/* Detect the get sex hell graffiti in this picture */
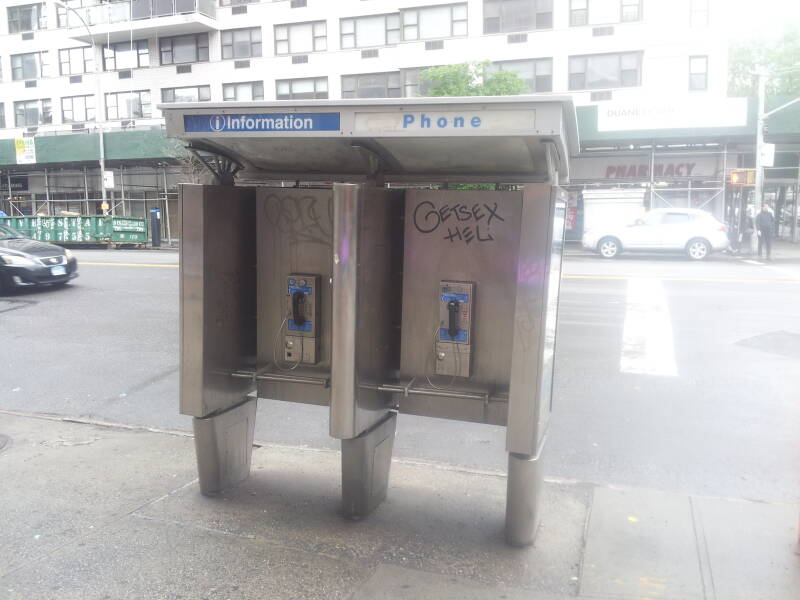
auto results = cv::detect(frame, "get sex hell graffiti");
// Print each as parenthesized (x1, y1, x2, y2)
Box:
(412, 200, 505, 245)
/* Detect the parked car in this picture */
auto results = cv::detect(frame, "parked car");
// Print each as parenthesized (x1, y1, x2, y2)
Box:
(0, 224, 78, 294)
(582, 208, 729, 260)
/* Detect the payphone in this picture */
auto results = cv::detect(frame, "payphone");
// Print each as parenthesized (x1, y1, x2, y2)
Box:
(283, 274, 321, 365)
(168, 96, 576, 547)
(435, 281, 474, 378)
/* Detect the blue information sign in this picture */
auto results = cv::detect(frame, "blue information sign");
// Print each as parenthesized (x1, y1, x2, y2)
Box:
(184, 113, 340, 133)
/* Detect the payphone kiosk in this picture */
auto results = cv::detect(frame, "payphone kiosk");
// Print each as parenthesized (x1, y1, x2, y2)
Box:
(163, 96, 578, 546)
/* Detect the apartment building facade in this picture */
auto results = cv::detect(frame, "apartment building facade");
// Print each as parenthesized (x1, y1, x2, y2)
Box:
(0, 0, 726, 135)
(2, 0, 759, 234)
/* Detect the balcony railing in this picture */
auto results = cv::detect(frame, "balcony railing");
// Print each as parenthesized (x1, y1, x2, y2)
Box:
(62, 0, 215, 28)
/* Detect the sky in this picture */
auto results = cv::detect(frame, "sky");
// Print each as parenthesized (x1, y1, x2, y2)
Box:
(724, 0, 800, 41)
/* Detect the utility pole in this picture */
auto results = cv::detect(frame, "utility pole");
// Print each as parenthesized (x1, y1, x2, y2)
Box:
(56, 2, 107, 215)
(752, 68, 766, 255)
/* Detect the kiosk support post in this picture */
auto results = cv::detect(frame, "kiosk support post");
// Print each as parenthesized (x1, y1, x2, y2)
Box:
(331, 183, 397, 518)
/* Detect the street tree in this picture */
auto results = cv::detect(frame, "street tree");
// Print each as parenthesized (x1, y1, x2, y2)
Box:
(728, 26, 800, 96)
(420, 61, 528, 97)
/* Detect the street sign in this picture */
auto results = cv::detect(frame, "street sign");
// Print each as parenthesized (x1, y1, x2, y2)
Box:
(760, 143, 775, 167)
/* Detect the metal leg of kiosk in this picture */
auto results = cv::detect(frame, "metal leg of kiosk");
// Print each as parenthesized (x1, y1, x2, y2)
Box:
(341, 411, 397, 518)
(193, 398, 257, 495)
(505, 451, 544, 546)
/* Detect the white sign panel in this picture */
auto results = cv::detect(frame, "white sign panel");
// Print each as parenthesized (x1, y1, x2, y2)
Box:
(760, 143, 775, 167)
(597, 98, 748, 132)
(354, 110, 536, 134)
(14, 138, 36, 164)
(103, 170, 115, 189)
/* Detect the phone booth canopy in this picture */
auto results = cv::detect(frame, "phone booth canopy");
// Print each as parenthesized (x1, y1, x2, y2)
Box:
(162, 96, 578, 546)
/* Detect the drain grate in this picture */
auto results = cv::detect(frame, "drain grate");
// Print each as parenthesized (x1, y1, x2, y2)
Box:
(736, 330, 800, 358)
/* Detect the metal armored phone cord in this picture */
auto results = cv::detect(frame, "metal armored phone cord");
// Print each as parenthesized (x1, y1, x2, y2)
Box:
(424, 324, 462, 390)
(272, 315, 302, 372)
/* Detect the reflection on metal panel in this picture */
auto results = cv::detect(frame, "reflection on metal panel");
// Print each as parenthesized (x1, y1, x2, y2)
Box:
(506, 185, 562, 456)
(330, 184, 403, 439)
(179, 184, 256, 418)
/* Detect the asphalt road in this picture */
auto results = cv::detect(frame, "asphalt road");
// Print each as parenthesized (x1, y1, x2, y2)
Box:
(1, 247, 798, 503)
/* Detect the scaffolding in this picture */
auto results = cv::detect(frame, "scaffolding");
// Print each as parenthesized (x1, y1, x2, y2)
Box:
(0, 163, 190, 243)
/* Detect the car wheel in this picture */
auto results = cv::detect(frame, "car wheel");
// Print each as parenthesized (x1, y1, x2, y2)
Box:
(598, 237, 621, 259)
(686, 238, 711, 260)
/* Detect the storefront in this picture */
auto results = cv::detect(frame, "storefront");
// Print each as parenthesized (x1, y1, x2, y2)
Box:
(564, 97, 800, 243)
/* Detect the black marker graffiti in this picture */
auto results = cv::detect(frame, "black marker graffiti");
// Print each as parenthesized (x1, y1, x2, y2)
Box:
(412, 200, 505, 244)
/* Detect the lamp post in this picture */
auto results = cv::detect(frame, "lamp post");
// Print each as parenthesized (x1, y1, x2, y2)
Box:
(54, 1, 108, 215)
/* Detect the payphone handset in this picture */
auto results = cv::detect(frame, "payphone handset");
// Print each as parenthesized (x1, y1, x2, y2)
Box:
(435, 281, 474, 378)
(282, 274, 321, 365)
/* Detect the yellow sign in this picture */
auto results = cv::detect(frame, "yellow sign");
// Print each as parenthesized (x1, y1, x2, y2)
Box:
(14, 138, 36, 164)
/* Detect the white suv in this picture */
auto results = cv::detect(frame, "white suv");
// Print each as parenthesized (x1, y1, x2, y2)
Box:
(582, 208, 730, 260)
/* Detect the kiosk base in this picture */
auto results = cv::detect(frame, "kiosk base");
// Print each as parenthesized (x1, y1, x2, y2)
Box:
(341, 411, 397, 519)
(193, 398, 257, 495)
(505, 451, 545, 546)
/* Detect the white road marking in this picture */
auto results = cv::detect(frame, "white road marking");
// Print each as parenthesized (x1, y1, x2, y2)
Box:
(743, 259, 764, 266)
(620, 278, 677, 377)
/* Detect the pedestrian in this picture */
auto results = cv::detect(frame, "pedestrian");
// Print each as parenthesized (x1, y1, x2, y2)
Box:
(755, 203, 775, 260)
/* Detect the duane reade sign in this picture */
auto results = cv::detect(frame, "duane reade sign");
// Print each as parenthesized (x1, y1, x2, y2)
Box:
(597, 98, 748, 132)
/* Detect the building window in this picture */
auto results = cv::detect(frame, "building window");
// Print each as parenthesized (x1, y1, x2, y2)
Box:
(59, 46, 93, 76)
(274, 21, 327, 55)
(569, 0, 588, 26)
(221, 27, 262, 59)
(400, 67, 439, 97)
(483, 0, 552, 34)
(342, 72, 401, 98)
(490, 58, 553, 92)
(61, 94, 95, 123)
(14, 98, 52, 126)
(223, 81, 264, 101)
(340, 14, 400, 49)
(621, 0, 641, 22)
(0, 104, 5, 129)
(103, 40, 149, 70)
(161, 85, 211, 103)
(105, 90, 151, 120)
(568, 52, 642, 90)
(7, 3, 46, 34)
(276, 77, 328, 100)
(402, 3, 468, 41)
(689, 55, 708, 91)
(690, 0, 708, 26)
(11, 51, 49, 80)
(160, 33, 209, 65)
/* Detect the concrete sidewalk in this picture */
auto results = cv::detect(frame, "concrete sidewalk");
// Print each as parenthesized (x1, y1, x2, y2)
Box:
(1, 411, 798, 600)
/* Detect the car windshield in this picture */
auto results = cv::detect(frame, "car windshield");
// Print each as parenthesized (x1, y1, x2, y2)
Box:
(0, 224, 25, 240)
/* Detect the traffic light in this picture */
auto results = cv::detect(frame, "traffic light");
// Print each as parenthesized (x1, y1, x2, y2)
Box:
(729, 169, 756, 185)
